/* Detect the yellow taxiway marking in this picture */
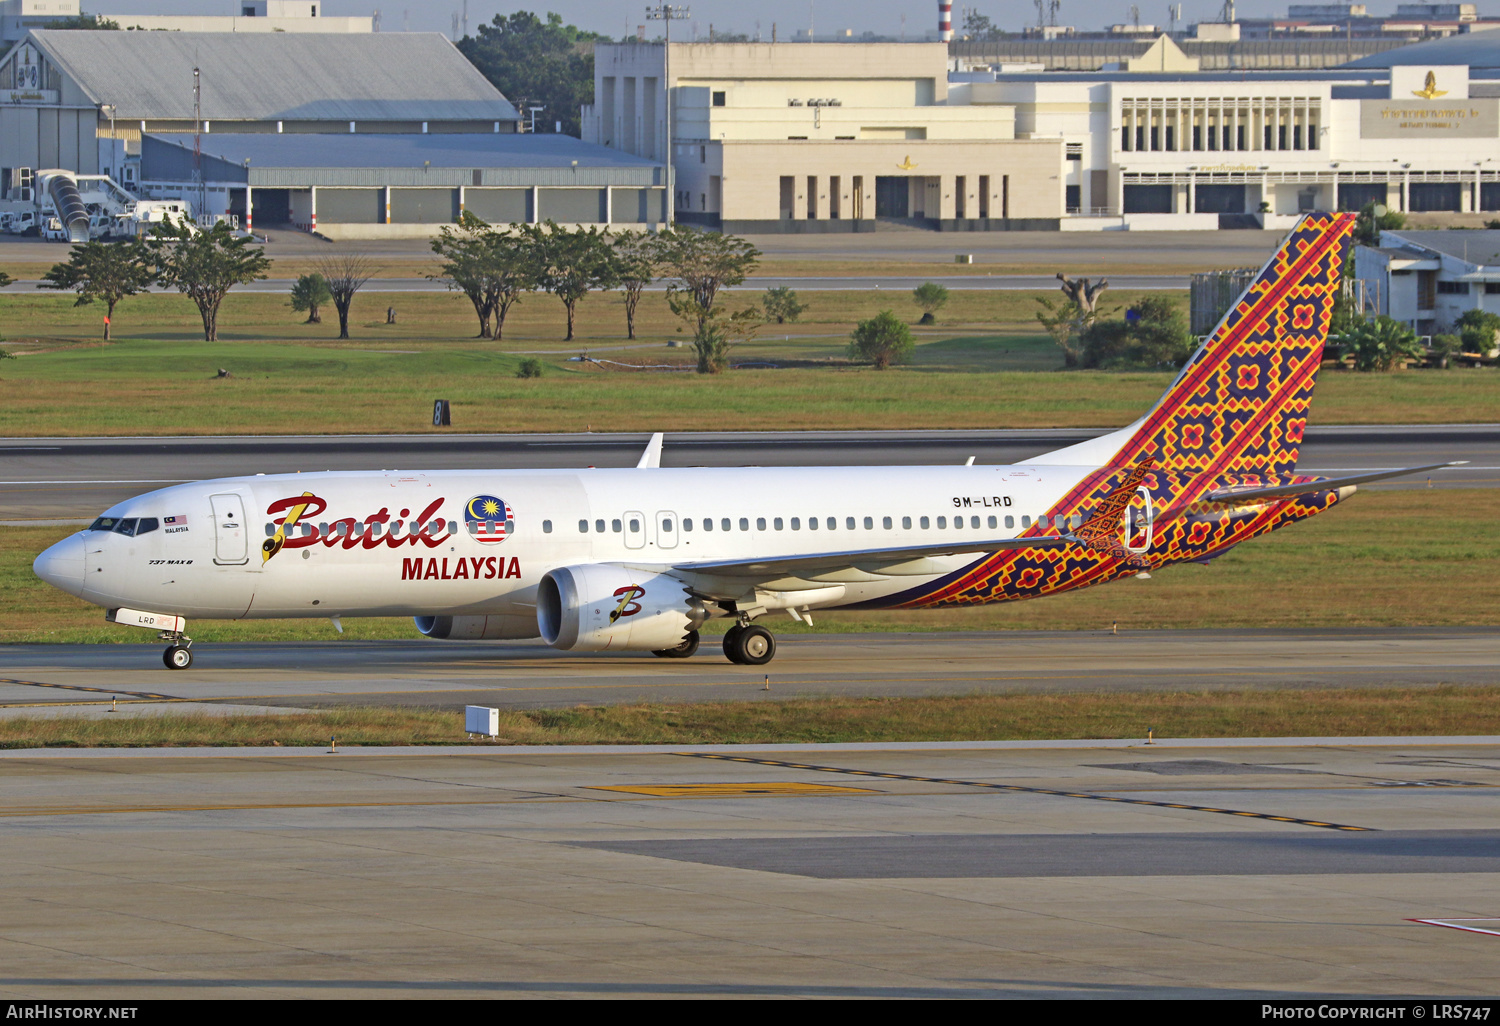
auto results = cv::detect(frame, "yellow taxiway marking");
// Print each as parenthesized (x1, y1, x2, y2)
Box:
(587, 781, 880, 798)
(680, 753, 1378, 832)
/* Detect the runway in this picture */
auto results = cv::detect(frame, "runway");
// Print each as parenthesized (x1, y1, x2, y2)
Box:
(4, 737, 1500, 997)
(3, 628, 1497, 713)
(2, 424, 1494, 521)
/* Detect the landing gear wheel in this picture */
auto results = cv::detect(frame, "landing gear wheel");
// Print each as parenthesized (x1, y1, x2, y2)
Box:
(736, 625, 775, 665)
(163, 644, 193, 670)
(724, 624, 776, 665)
(653, 630, 700, 659)
(722, 624, 746, 663)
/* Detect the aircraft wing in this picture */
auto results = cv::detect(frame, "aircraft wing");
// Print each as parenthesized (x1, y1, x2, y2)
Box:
(1203, 462, 1467, 503)
(671, 534, 1072, 580)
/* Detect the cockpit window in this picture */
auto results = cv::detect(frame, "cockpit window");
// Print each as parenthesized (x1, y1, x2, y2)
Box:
(88, 517, 119, 532)
(135, 518, 159, 535)
(112, 518, 140, 537)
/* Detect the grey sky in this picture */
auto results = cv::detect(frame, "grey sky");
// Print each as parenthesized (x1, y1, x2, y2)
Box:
(103, 1, 1483, 42)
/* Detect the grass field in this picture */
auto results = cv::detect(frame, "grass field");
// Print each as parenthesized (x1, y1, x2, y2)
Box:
(5, 487, 1494, 645)
(1, 287, 1496, 435)
(5, 687, 1500, 748)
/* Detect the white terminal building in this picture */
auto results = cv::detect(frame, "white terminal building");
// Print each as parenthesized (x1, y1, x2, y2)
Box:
(585, 32, 1500, 232)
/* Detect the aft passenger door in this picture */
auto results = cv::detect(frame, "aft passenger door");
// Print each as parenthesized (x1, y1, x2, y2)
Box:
(1125, 487, 1154, 553)
(210, 492, 250, 565)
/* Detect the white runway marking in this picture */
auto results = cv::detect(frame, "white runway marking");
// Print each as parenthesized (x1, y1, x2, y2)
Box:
(1410, 919, 1500, 938)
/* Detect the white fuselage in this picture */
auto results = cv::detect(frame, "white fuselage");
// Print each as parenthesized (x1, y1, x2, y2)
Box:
(39, 464, 1093, 627)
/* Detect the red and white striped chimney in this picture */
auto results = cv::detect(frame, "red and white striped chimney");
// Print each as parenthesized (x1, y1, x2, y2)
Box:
(938, 0, 953, 41)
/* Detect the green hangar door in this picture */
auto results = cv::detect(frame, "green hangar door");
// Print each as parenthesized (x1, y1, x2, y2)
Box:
(391, 188, 460, 223)
(874, 177, 909, 217)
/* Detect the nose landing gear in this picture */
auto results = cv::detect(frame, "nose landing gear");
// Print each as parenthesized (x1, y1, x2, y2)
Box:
(159, 628, 193, 670)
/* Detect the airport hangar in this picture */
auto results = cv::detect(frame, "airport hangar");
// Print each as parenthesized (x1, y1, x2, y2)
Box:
(0, 28, 666, 234)
(585, 33, 1500, 232)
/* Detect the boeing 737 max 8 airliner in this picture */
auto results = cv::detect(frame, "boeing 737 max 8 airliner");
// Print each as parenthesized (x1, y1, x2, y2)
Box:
(31, 214, 1462, 668)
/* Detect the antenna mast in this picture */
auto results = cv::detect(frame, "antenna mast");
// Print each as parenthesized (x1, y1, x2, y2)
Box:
(192, 66, 205, 223)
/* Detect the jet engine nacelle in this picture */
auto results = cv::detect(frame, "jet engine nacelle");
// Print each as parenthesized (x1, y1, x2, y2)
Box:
(537, 564, 701, 652)
(414, 614, 538, 640)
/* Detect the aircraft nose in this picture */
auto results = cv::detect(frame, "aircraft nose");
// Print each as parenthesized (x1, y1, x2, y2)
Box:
(33, 534, 86, 597)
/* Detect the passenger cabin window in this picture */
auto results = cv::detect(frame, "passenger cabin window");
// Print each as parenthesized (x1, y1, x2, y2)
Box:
(971, 516, 980, 529)
(920, 516, 930, 529)
(628, 518, 641, 533)
(773, 518, 783, 531)
(845, 517, 856, 530)
(1005, 515, 1015, 529)
(579, 520, 589, 533)
(595, 519, 605, 533)
(937, 516, 947, 528)
(683, 518, 693, 532)
(882, 516, 892, 529)
(722, 518, 732, 531)
(1021, 516, 1031, 528)
(661, 518, 673, 533)
(988, 516, 997, 529)
(863, 516, 874, 530)
(791, 517, 801, 530)
(543, 520, 553, 534)
(901, 516, 911, 529)
(756, 517, 767, 531)
(827, 517, 837, 530)
(739, 518, 749, 531)
(703, 518, 714, 532)
(612, 519, 622, 533)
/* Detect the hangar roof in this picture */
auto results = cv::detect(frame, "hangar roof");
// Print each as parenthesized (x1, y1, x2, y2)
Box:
(141, 133, 663, 189)
(22, 29, 517, 122)
(1342, 32, 1500, 71)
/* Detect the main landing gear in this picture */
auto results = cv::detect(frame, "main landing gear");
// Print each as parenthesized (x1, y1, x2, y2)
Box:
(160, 629, 194, 670)
(722, 621, 776, 666)
(652, 630, 700, 659)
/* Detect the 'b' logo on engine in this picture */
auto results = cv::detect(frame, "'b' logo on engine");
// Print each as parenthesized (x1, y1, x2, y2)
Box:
(609, 585, 645, 623)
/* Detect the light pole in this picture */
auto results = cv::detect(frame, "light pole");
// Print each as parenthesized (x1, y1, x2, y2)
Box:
(646, 4, 689, 226)
(528, 106, 544, 134)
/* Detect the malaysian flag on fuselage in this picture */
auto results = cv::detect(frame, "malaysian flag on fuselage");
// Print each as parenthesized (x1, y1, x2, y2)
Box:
(465, 495, 512, 543)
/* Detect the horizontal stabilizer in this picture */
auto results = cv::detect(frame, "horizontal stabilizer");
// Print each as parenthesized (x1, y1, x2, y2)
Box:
(1204, 462, 1468, 503)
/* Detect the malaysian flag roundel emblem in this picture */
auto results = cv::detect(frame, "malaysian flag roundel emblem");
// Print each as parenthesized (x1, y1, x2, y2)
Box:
(465, 495, 512, 543)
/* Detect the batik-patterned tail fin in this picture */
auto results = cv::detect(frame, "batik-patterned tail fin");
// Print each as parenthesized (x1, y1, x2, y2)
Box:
(1106, 213, 1355, 481)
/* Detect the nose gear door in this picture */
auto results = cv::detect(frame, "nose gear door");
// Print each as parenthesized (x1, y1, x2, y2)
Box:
(210, 493, 250, 565)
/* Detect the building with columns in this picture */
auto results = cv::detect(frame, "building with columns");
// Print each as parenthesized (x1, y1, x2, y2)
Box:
(583, 34, 1500, 232)
(582, 41, 1065, 232)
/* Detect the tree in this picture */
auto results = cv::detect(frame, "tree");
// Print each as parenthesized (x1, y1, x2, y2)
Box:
(1353, 201, 1405, 247)
(1081, 295, 1195, 369)
(692, 305, 763, 374)
(45, 13, 119, 29)
(1343, 315, 1423, 371)
(317, 255, 375, 340)
(457, 12, 604, 137)
(1430, 333, 1462, 369)
(912, 282, 949, 324)
(144, 222, 270, 342)
(290, 273, 332, 325)
(762, 286, 807, 324)
(848, 310, 916, 370)
(656, 228, 761, 334)
(429, 213, 540, 340)
(520, 221, 618, 341)
(1033, 297, 1088, 368)
(612, 232, 658, 340)
(39, 241, 152, 341)
(1456, 308, 1500, 356)
(961, 10, 1005, 40)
